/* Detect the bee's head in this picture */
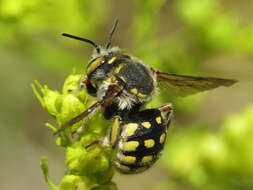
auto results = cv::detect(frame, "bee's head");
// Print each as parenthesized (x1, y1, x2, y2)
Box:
(62, 19, 119, 96)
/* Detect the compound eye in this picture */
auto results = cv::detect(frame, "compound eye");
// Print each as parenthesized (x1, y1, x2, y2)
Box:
(86, 57, 105, 75)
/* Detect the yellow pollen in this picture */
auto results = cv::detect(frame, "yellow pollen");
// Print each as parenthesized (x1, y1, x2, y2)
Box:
(144, 139, 155, 148)
(156, 116, 162, 124)
(142, 122, 151, 129)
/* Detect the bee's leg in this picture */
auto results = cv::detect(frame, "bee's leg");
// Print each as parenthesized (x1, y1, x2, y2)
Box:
(107, 116, 122, 149)
(158, 103, 173, 127)
(54, 101, 102, 135)
(70, 120, 89, 138)
(79, 78, 87, 89)
(54, 79, 124, 135)
(84, 116, 121, 149)
(84, 139, 101, 149)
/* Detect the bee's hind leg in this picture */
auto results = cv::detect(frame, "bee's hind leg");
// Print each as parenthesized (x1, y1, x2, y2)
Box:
(158, 103, 173, 127)
(85, 116, 122, 150)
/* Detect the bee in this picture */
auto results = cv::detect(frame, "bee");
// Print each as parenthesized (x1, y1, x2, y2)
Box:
(55, 20, 237, 174)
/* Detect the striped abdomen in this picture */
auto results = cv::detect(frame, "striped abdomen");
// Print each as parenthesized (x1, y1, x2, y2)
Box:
(113, 108, 171, 174)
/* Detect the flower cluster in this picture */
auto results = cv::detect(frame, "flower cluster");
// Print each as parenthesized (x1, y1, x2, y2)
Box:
(32, 73, 117, 190)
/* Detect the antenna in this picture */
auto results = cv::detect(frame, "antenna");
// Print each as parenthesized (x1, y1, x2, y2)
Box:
(62, 33, 100, 53)
(106, 19, 119, 49)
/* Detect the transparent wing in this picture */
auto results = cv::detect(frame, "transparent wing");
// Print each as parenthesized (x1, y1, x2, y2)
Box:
(156, 71, 237, 97)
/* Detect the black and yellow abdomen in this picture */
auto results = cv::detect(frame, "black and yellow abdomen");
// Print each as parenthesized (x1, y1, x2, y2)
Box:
(112, 108, 172, 174)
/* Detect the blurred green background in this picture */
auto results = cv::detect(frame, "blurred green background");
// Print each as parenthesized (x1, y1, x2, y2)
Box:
(1, 0, 253, 189)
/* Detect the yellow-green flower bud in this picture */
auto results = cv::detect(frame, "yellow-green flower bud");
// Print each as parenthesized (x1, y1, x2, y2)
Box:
(59, 175, 89, 190)
(32, 81, 60, 117)
(58, 94, 85, 133)
(62, 74, 83, 94)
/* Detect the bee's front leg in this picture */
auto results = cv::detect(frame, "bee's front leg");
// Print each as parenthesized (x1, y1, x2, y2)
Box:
(54, 78, 124, 135)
